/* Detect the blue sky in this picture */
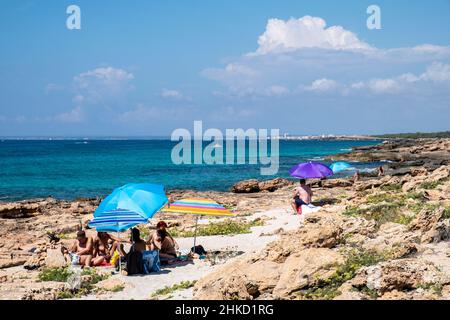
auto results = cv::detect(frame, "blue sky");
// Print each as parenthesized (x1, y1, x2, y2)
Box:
(0, 0, 450, 136)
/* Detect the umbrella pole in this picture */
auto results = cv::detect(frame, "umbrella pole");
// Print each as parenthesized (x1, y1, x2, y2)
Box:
(192, 215, 199, 254)
(117, 230, 121, 275)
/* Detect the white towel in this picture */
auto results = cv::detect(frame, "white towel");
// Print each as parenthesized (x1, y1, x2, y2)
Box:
(301, 204, 321, 214)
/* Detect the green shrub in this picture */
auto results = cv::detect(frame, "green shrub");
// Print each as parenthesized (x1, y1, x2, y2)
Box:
(38, 267, 73, 282)
(420, 181, 442, 190)
(344, 202, 408, 226)
(380, 184, 402, 191)
(81, 268, 109, 285)
(151, 280, 197, 297)
(107, 285, 125, 292)
(170, 219, 264, 238)
(443, 206, 450, 220)
(298, 249, 386, 300)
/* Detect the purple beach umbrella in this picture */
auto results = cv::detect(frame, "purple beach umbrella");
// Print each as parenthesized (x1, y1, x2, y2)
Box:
(289, 161, 333, 179)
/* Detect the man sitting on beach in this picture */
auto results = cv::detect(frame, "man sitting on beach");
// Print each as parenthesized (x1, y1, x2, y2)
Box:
(291, 179, 313, 214)
(69, 230, 94, 267)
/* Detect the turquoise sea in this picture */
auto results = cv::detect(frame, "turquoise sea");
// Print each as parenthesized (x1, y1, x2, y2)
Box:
(0, 139, 381, 201)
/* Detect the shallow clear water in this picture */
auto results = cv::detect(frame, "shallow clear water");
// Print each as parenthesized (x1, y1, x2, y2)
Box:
(0, 139, 381, 200)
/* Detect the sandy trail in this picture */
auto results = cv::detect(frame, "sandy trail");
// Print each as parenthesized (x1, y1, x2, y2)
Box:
(81, 205, 302, 300)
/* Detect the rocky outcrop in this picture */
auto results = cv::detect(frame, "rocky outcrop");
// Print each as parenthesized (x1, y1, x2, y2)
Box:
(409, 207, 450, 243)
(350, 259, 447, 295)
(194, 210, 346, 300)
(362, 223, 419, 259)
(44, 246, 69, 268)
(231, 178, 293, 193)
(272, 248, 344, 297)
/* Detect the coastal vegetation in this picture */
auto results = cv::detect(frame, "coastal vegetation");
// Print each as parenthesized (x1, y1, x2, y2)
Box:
(151, 280, 197, 298)
(38, 267, 72, 282)
(38, 267, 110, 299)
(342, 190, 443, 226)
(170, 219, 264, 238)
(375, 131, 450, 139)
(298, 249, 387, 300)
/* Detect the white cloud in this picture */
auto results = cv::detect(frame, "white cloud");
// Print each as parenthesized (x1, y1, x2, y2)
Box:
(421, 62, 450, 82)
(202, 63, 258, 83)
(252, 16, 372, 55)
(203, 15, 450, 101)
(117, 104, 187, 123)
(45, 83, 64, 94)
(266, 85, 289, 96)
(303, 78, 339, 92)
(413, 44, 450, 55)
(367, 79, 401, 94)
(347, 62, 450, 95)
(73, 66, 134, 104)
(54, 106, 84, 123)
(161, 89, 183, 99)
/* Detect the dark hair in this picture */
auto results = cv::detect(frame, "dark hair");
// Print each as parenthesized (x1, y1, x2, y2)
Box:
(299, 179, 306, 184)
(156, 221, 168, 229)
(131, 228, 141, 242)
(76, 230, 86, 238)
(157, 229, 168, 241)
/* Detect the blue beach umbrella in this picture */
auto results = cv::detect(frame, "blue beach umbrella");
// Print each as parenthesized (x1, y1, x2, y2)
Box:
(89, 183, 168, 232)
(329, 162, 352, 174)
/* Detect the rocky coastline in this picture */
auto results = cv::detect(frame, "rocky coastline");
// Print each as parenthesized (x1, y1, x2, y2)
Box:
(1, 138, 450, 300)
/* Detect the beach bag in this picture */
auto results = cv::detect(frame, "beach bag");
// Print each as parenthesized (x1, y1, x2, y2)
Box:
(110, 250, 120, 266)
(191, 245, 207, 255)
(142, 250, 161, 274)
(70, 253, 80, 265)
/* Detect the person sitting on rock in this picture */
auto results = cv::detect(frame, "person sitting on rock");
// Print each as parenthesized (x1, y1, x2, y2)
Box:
(291, 179, 313, 214)
(91, 232, 119, 266)
(69, 230, 93, 267)
(147, 221, 178, 262)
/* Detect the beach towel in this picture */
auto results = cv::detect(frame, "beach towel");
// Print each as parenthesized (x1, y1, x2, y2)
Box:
(301, 204, 321, 214)
(142, 250, 161, 274)
(99, 260, 111, 267)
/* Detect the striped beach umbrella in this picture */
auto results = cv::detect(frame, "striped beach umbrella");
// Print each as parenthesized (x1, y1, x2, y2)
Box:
(161, 198, 235, 251)
(161, 198, 235, 217)
(88, 209, 149, 232)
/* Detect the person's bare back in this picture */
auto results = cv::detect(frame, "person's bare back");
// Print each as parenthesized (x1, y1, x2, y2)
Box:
(295, 185, 312, 204)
